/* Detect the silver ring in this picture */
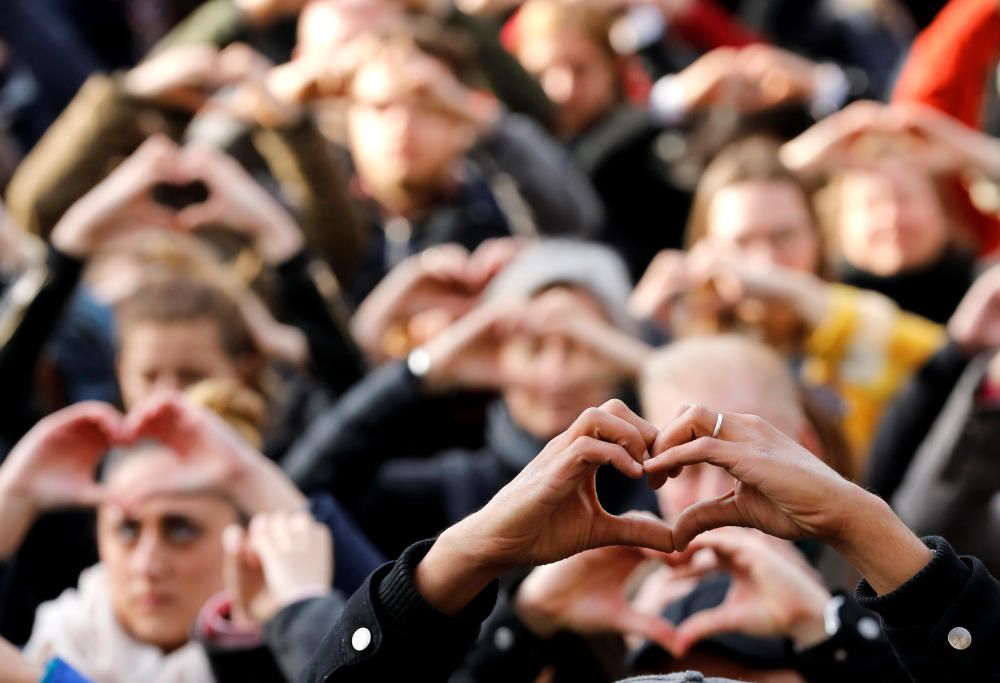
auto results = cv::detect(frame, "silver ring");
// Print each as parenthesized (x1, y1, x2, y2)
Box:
(712, 412, 724, 439)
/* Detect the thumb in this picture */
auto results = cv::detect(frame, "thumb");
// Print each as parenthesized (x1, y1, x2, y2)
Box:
(174, 200, 221, 231)
(614, 609, 678, 654)
(672, 490, 745, 551)
(594, 512, 675, 554)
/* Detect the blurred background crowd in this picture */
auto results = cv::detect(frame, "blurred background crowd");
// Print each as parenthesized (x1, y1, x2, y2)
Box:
(1, 0, 1000, 681)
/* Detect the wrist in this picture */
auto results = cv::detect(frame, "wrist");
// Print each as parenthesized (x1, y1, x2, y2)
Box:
(513, 587, 560, 639)
(830, 492, 933, 596)
(415, 519, 501, 616)
(786, 593, 832, 649)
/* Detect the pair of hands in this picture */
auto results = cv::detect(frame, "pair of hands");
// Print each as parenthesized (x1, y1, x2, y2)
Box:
(418, 287, 652, 392)
(675, 45, 827, 115)
(223, 509, 333, 625)
(415, 401, 931, 617)
(50, 134, 304, 265)
(0, 394, 305, 558)
(517, 526, 830, 657)
(781, 100, 1000, 177)
(630, 246, 828, 333)
(352, 239, 526, 362)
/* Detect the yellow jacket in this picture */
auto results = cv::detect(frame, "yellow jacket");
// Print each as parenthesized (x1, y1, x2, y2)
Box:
(802, 284, 946, 472)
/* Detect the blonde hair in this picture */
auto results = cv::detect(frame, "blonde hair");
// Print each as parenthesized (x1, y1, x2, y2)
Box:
(185, 378, 267, 451)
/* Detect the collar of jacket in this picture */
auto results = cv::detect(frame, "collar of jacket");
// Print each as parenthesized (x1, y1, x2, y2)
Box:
(485, 399, 547, 471)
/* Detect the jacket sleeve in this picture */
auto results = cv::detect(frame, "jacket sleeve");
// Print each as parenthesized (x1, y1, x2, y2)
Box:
(262, 593, 347, 682)
(307, 493, 385, 597)
(252, 120, 367, 287)
(298, 540, 498, 683)
(4, 75, 186, 238)
(474, 113, 604, 239)
(865, 341, 970, 498)
(273, 250, 366, 398)
(801, 284, 945, 467)
(280, 362, 427, 505)
(856, 536, 1000, 682)
(892, 0, 1000, 128)
(0, 247, 84, 441)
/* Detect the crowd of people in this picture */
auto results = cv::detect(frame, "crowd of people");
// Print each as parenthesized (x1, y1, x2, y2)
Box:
(1, 0, 999, 681)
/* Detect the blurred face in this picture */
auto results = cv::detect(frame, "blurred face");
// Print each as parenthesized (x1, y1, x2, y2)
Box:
(118, 319, 242, 409)
(837, 164, 949, 276)
(296, 0, 399, 56)
(706, 180, 821, 273)
(98, 448, 239, 651)
(347, 60, 474, 196)
(500, 287, 622, 439)
(641, 378, 801, 522)
(517, 28, 618, 139)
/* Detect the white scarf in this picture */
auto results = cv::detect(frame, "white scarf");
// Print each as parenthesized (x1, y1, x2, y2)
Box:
(24, 564, 214, 683)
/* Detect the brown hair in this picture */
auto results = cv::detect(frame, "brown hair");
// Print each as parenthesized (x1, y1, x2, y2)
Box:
(515, 0, 619, 61)
(686, 137, 824, 265)
(185, 378, 267, 451)
(116, 276, 258, 363)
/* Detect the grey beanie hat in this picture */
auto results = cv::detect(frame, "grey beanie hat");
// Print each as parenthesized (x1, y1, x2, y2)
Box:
(485, 239, 639, 335)
(617, 674, 744, 683)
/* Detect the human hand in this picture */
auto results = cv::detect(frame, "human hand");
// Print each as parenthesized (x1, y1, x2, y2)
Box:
(124, 45, 227, 111)
(0, 636, 43, 683)
(51, 135, 184, 259)
(779, 100, 890, 174)
(0, 402, 121, 560)
(521, 288, 651, 380)
(0, 402, 120, 513)
(353, 245, 483, 361)
(888, 102, 1000, 177)
(416, 400, 674, 614)
(515, 530, 678, 651)
(666, 528, 830, 655)
(736, 45, 822, 110)
(236, 0, 311, 26)
(172, 144, 304, 264)
(223, 510, 333, 624)
(948, 262, 1000, 356)
(629, 249, 691, 329)
(122, 393, 306, 515)
(643, 406, 933, 595)
(419, 296, 522, 392)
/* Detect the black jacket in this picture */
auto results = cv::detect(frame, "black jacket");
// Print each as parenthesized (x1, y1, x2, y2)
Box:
(298, 536, 1000, 682)
(283, 362, 656, 556)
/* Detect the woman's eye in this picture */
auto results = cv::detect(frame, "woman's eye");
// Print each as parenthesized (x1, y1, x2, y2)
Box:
(165, 521, 201, 545)
(115, 521, 140, 544)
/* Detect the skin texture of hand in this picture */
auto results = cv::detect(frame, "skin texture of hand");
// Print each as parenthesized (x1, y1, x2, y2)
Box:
(421, 297, 523, 392)
(223, 510, 333, 624)
(123, 45, 228, 111)
(889, 102, 1000, 177)
(122, 393, 306, 515)
(173, 145, 305, 264)
(644, 406, 933, 595)
(629, 249, 689, 329)
(0, 636, 43, 683)
(780, 100, 888, 174)
(948, 262, 1000, 356)
(666, 528, 830, 655)
(0, 402, 121, 558)
(50, 135, 184, 259)
(415, 400, 675, 614)
(515, 536, 679, 652)
(249, 510, 333, 610)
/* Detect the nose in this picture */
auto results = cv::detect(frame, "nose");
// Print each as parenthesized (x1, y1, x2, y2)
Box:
(533, 340, 574, 393)
(542, 66, 575, 104)
(128, 531, 169, 579)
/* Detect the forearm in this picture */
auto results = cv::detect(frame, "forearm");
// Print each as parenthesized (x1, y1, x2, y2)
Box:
(252, 120, 367, 286)
(0, 476, 37, 561)
(4, 75, 183, 237)
(148, 0, 246, 54)
(274, 251, 366, 396)
(832, 491, 933, 596)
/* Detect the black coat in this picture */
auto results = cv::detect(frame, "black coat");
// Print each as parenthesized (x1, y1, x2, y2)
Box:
(297, 536, 1000, 682)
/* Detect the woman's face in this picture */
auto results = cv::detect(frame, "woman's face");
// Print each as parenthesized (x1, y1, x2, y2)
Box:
(117, 319, 244, 410)
(837, 164, 950, 276)
(98, 448, 240, 651)
(706, 180, 822, 273)
(517, 28, 618, 139)
(500, 287, 622, 440)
